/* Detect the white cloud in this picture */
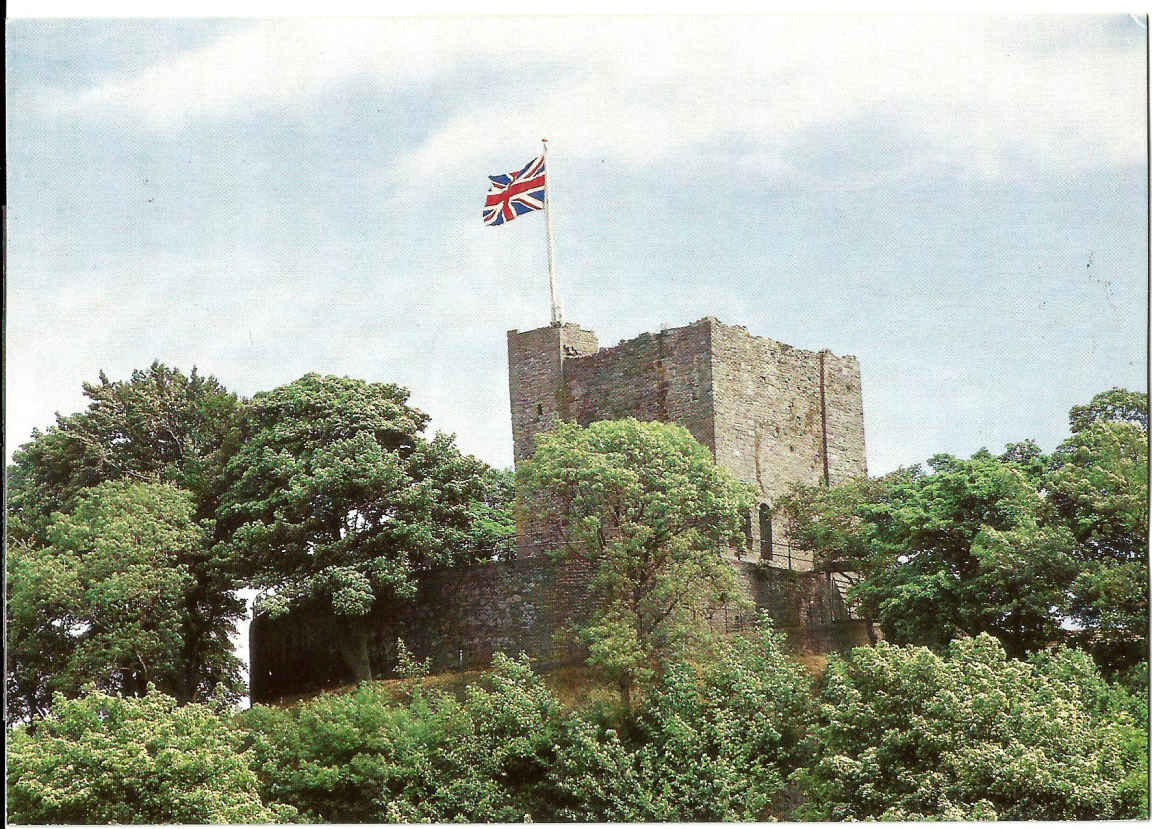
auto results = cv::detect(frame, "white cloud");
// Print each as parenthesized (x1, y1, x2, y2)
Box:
(44, 16, 1144, 183)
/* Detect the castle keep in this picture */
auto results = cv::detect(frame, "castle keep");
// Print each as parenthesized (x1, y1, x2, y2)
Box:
(507, 317, 867, 563)
(249, 318, 870, 702)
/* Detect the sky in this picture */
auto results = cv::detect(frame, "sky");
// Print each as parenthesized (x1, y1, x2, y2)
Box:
(6, 15, 1148, 479)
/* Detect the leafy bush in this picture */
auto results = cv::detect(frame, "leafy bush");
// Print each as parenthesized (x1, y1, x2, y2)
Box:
(241, 653, 567, 822)
(795, 634, 1146, 820)
(1028, 647, 1150, 817)
(7, 687, 289, 824)
(551, 621, 815, 821)
(242, 623, 817, 823)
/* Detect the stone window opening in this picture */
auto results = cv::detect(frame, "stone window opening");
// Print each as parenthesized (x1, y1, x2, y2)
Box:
(535, 403, 544, 421)
(759, 502, 773, 562)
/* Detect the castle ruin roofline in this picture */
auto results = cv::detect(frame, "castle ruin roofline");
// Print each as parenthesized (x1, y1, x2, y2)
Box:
(509, 316, 859, 363)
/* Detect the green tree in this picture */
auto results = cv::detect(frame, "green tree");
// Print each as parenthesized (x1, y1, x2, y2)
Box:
(5, 541, 82, 722)
(999, 438, 1049, 482)
(216, 374, 500, 681)
(466, 466, 517, 560)
(1065, 562, 1149, 673)
(5, 481, 244, 722)
(7, 686, 292, 824)
(6, 363, 246, 709)
(795, 635, 1145, 820)
(1068, 386, 1149, 434)
(777, 472, 912, 643)
(516, 419, 757, 708)
(782, 390, 1149, 670)
(782, 454, 1077, 656)
(7, 362, 241, 543)
(1047, 419, 1148, 558)
(1047, 405, 1148, 672)
(551, 620, 815, 821)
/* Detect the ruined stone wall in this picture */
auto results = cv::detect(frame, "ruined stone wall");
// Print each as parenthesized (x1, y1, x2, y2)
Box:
(504, 317, 867, 566)
(249, 556, 868, 703)
(710, 320, 827, 495)
(709, 320, 867, 565)
(507, 323, 598, 464)
(820, 351, 868, 483)
(563, 322, 716, 454)
(251, 555, 596, 703)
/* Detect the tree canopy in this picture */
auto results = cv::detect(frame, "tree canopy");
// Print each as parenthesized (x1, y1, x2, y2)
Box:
(7, 362, 240, 543)
(779, 388, 1148, 671)
(1047, 418, 1149, 670)
(216, 373, 504, 679)
(6, 481, 245, 723)
(1069, 387, 1149, 434)
(515, 418, 757, 706)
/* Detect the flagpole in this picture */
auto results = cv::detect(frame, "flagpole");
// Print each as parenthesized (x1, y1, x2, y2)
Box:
(542, 138, 562, 325)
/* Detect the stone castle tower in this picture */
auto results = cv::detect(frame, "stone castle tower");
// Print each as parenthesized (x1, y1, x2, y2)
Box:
(248, 317, 873, 702)
(507, 317, 867, 566)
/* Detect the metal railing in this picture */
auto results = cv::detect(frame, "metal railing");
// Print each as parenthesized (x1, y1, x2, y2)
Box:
(498, 531, 826, 572)
(515, 532, 868, 620)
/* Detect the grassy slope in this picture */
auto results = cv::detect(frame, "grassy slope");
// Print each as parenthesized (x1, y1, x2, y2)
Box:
(262, 653, 829, 711)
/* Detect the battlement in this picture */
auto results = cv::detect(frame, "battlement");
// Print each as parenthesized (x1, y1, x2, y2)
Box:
(507, 318, 867, 564)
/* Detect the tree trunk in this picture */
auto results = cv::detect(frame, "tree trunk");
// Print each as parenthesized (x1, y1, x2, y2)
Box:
(336, 622, 374, 683)
(618, 673, 633, 713)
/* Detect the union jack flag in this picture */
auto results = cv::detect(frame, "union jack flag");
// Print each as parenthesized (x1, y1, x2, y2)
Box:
(483, 155, 546, 226)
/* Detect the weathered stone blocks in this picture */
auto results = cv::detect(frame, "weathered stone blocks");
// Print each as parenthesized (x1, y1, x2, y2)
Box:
(247, 317, 871, 702)
(249, 556, 867, 703)
(506, 317, 868, 566)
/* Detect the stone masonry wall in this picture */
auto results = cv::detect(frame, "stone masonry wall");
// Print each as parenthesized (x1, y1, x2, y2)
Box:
(507, 322, 598, 464)
(249, 556, 868, 703)
(709, 320, 866, 566)
(820, 351, 868, 483)
(505, 318, 866, 565)
(563, 322, 716, 455)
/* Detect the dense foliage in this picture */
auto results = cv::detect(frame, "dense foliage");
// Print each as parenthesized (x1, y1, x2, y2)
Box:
(1068, 386, 1148, 434)
(779, 388, 1149, 671)
(7, 687, 292, 824)
(215, 373, 505, 681)
(238, 620, 814, 822)
(550, 622, 814, 821)
(240, 653, 566, 822)
(6, 365, 248, 720)
(8, 362, 240, 543)
(11, 627, 1142, 823)
(6, 368, 1148, 823)
(795, 634, 1146, 820)
(516, 418, 757, 706)
(6, 481, 244, 722)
